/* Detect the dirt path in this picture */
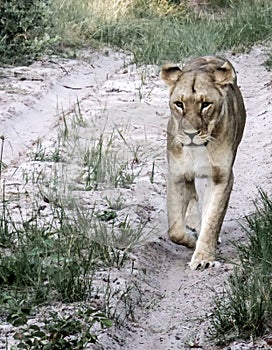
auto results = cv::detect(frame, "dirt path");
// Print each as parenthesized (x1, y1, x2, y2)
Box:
(121, 47, 272, 350)
(0, 47, 272, 349)
(0, 49, 128, 165)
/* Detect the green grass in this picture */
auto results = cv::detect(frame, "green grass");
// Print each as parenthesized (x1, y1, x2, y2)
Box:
(82, 133, 139, 191)
(50, 0, 272, 65)
(0, 103, 149, 347)
(209, 190, 272, 344)
(1, 0, 271, 65)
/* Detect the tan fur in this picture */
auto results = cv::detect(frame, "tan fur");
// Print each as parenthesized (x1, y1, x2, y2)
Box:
(161, 56, 246, 270)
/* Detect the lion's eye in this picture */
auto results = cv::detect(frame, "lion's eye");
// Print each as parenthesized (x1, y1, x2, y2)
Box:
(174, 101, 184, 110)
(201, 102, 211, 109)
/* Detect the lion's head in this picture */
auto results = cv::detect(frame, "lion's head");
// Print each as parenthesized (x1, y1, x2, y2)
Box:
(161, 56, 238, 147)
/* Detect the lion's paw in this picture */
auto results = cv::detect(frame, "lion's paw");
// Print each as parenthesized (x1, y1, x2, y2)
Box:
(169, 229, 197, 249)
(189, 259, 221, 271)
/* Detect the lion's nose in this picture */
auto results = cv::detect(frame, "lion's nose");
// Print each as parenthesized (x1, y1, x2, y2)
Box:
(183, 131, 198, 141)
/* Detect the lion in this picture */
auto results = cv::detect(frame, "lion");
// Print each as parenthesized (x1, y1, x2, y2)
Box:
(161, 56, 246, 270)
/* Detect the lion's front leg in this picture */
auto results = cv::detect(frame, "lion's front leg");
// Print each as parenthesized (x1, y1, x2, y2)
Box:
(168, 177, 197, 248)
(185, 181, 201, 235)
(189, 172, 234, 270)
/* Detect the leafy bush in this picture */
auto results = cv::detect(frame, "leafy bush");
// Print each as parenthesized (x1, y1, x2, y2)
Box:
(0, 0, 57, 65)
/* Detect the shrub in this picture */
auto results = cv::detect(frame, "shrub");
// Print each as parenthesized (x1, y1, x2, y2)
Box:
(0, 0, 57, 65)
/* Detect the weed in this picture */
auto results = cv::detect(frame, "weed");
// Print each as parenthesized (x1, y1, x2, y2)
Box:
(0, 293, 32, 327)
(90, 221, 128, 268)
(0, 194, 95, 296)
(95, 209, 118, 222)
(0, 135, 6, 179)
(114, 162, 140, 189)
(110, 282, 142, 326)
(105, 193, 126, 211)
(92, 214, 149, 252)
(115, 127, 142, 164)
(263, 49, 272, 70)
(101, 273, 142, 326)
(49, 253, 94, 303)
(0, 181, 9, 246)
(2, 0, 271, 65)
(82, 134, 112, 190)
(150, 160, 155, 184)
(117, 215, 149, 250)
(31, 139, 63, 162)
(82, 133, 139, 190)
(13, 307, 112, 349)
(209, 190, 272, 344)
(72, 98, 88, 128)
(60, 112, 69, 141)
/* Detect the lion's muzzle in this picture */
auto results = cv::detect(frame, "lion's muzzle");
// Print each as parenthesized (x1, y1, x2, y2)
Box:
(181, 130, 209, 146)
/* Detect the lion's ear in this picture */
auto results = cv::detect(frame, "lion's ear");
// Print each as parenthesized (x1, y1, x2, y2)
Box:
(214, 60, 237, 86)
(160, 63, 182, 87)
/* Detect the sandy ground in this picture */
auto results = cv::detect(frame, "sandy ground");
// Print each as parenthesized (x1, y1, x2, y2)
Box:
(0, 47, 272, 349)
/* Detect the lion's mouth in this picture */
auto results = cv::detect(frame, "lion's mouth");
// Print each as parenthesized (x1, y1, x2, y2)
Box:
(173, 130, 215, 148)
(181, 130, 212, 147)
(183, 131, 206, 146)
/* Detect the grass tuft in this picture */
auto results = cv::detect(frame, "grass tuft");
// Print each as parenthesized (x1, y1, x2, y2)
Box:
(210, 190, 272, 344)
(82, 132, 140, 191)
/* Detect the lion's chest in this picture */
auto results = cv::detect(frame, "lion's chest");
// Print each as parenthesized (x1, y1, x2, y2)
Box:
(169, 146, 212, 181)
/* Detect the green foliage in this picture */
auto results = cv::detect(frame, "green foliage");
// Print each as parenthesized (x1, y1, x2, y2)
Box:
(210, 190, 272, 343)
(49, 0, 272, 65)
(264, 50, 272, 70)
(93, 0, 272, 64)
(13, 308, 112, 349)
(0, 0, 58, 65)
(1, 293, 32, 327)
(0, 202, 144, 345)
(0, 70, 149, 347)
(0, 196, 136, 308)
(1, 0, 271, 66)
